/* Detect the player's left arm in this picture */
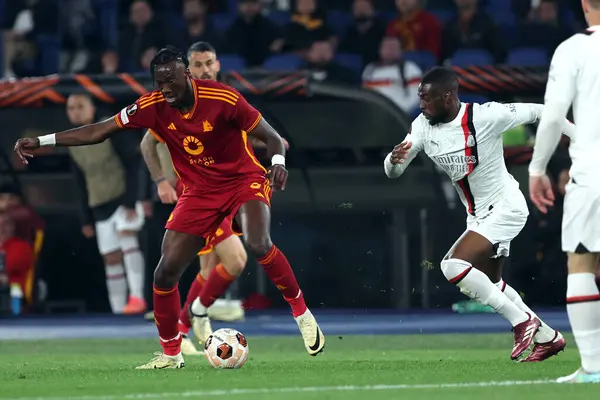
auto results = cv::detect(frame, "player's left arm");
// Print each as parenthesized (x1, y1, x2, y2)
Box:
(529, 41, 577, 176)
(228, 90, 288, 191)
(248, 136, 290, 150)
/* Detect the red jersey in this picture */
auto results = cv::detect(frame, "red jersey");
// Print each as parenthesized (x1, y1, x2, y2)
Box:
(114, 79, 267, 192)
(385, 10, 441, 58)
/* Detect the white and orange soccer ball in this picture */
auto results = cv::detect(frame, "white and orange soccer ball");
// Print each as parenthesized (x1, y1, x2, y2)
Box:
(204, 328, 249, 369)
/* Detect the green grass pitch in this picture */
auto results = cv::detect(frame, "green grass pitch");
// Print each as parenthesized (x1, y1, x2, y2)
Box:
(0, 334, 596, 400)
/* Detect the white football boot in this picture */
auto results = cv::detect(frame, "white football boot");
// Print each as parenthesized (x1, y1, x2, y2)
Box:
(557, 368, 600, 383)
(181, 334, 204, 355)
(190, 298, 213, 345)
(136, 352, 185, 369)
(295, 309, 325, 356)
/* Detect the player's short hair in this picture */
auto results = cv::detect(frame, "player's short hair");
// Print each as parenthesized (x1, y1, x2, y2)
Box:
(421, 67, 459, 92)
(588, 0, 600, 9)
(187, 42, 216, 58)
(150, 46, 189, 77)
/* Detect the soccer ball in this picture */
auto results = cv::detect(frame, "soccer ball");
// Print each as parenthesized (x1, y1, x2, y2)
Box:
(204, 328, 249, 369)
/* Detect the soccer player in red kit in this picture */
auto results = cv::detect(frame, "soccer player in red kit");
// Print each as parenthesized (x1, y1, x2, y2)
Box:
(14, 46, 325, 369)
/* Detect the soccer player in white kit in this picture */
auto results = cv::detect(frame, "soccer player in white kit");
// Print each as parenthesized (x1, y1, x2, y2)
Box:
(529, 0, 600, 384)
(384, 67, 573, 361)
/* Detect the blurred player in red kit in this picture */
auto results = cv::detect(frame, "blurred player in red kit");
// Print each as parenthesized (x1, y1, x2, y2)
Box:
(140, 41, 289, 356)
(14, 46, 325, 369)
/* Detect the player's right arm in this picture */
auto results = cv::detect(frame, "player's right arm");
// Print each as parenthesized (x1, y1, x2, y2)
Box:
(383, 120, 424, 178)
(14, 92, 160, 164)
(140, 129, 178, 204)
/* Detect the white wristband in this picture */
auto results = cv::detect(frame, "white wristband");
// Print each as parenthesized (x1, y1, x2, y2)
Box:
(271, 154, 285, 166)
(38, 134, 56, 147)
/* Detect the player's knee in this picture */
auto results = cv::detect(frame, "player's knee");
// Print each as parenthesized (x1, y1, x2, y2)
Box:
(103, 250, 122, 266)
(244, 235, 273, 257)
(440, 258, 471, 282)
(154, 255, 185, 288)
(220, 249, 248, 277)
(567, 252, 598, 274)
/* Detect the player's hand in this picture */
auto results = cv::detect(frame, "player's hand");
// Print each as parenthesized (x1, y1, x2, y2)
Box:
(529, 174, 555, 214)
(81, 225, 95, 238)
(390, 141, 412, 164)
(141, 200, 153, 218)
(14, 137, 40, 165)
(157, 180, 178, 204)
(268, 164, 288, 192)
(123, 207, 138, 221)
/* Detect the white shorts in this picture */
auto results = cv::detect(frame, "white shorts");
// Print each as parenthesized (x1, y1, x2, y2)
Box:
(448, 190, 529, 259)
(95, 202, 145, 255)
(562, 182, 600, 253)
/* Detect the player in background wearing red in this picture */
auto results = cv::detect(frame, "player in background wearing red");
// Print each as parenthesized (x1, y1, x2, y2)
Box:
(140, 41, 289, 356)
(14, 46, 325, 369)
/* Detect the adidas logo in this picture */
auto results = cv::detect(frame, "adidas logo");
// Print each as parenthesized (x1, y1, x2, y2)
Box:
(168, 123, 177, 130)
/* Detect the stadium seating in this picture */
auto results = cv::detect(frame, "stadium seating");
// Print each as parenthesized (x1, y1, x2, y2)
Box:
(450, 49, 494, 67)
(506, 48, 548, 67)
(263, 54, 303, 72)
(335, 53, 363, 73)
(218, 54, 247, 72)
(403, 51, 437, 72)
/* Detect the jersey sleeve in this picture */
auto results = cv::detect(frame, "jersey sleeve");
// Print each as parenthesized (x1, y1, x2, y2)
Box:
(544, 40, 577, 105)
(384, 118, 424, 178)
(226, 89, 262, 132)
(113, 93, 160, 130)
(479, 102, 543, 136)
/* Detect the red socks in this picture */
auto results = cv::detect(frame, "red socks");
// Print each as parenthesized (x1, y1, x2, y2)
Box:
(153, 285, 182, 356)
(199, 264, 236, 308)
(257, 245, 307, 318)
(178, 273, 205, 334)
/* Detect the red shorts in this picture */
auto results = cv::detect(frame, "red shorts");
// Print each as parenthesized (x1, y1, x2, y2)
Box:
(176, 180, 241, 255)
(197, 215, 243, 255)
(166, 176, 271, 246)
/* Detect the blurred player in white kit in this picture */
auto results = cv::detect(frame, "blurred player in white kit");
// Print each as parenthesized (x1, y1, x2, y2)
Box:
(385, 67, 573, 362)
(529, 0, 600, 384)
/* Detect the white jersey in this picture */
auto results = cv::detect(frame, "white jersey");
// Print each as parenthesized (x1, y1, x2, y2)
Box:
(385, 102, 574, 216)
(530, 26, 600, 188)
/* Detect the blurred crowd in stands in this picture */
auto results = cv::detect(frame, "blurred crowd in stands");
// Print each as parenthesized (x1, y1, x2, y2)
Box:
(1, 0, 584, 115)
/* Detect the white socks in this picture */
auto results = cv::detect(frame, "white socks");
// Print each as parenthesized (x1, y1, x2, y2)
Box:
(119, 235, 145, 299)
(105, 263, 127, 313)
(566, 273, 600, 373)
(441, 259, 529, 326)
(495, 279, 557, 343)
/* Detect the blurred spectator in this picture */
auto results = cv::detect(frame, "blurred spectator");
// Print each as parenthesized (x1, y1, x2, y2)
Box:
(440, 0, 505, 63)
(362, 37, 422, 114)
(515, 0, 572, 56)
(304, 40, 359, 84)
(0, 184, 44, 246)
(263, 0, 292, 11)
(173, 0, 222, 51)
(385, 0, 441, 58)
(224, 0, 283, 67)
(66, 94, 147, 315)
(60, 0, 96, 73)
(339, 0, 387, 65)
(85, 49, 120, 74)
(283, 0, 335, 55)
(0, 211, 35, 298)
(119, 0, 167, 72)
(2, 0, 59, 78)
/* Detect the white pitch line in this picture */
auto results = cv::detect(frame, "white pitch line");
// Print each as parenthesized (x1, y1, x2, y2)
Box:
(5, 379, 558, 400)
